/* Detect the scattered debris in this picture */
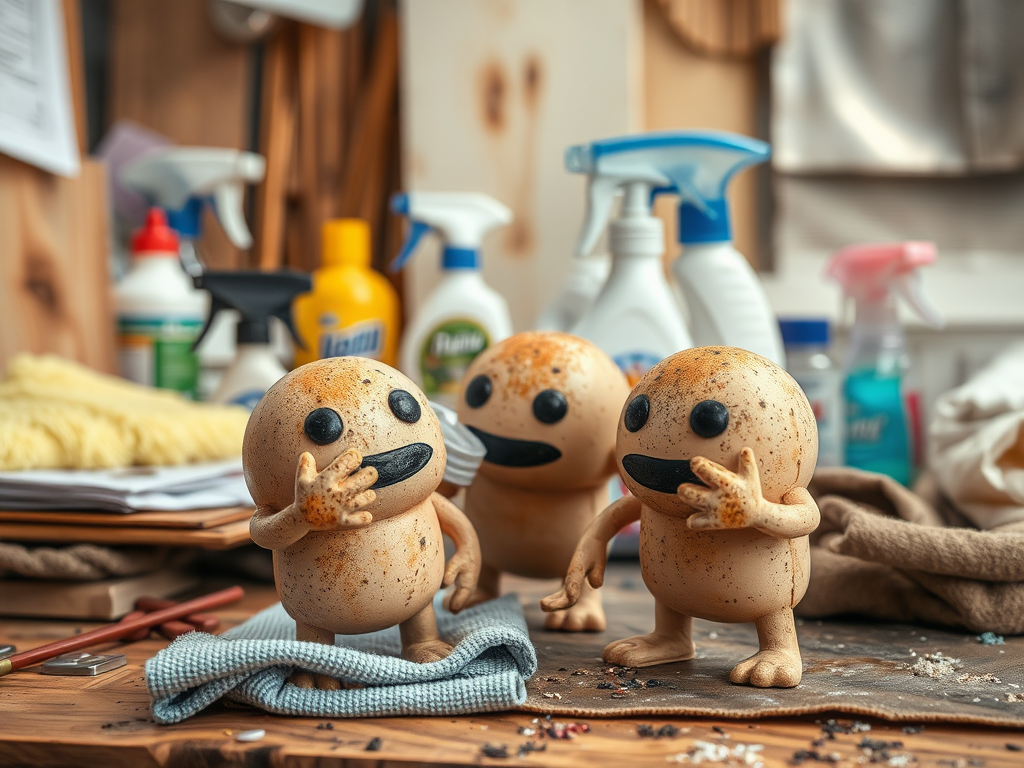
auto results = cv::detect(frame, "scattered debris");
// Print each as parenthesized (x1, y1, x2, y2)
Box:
(956, 672, 1001, 684)
(647, 679, 665, 687)
(571, 669, 592, 676)
(517, 742, 547, 757)
(791, 749, 841, 764)
(518, 727, 536, 736)
(236, 729, 265, 742)
(546, 722, 590, 739)
(317, 722, 334, 730)
(1005, 693, 1024, 703)
(901, 725, 924, 734)
(365, 737, 382, 752)
(481, 743, 508, 758)
(611, 692, 627, 698)
(1007, 743, 1023, 752)
(858, 737, 912, 765)
(597, 682, 616, 690)
(543, 676, 564, 683)
(819, 719, 871, 739)
(542, 692, 562, 699)
(977, 632, 1005, 645)
(713, 726, 728, 737)
(638, 724, 682, 739)
(909, 652, 962, 678)
(667, 740, 764, 766)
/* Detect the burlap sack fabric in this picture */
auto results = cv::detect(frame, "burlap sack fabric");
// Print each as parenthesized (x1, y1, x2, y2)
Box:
(800, 467, 1024, 635)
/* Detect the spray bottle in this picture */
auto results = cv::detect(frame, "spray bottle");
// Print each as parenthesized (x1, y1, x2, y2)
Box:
(535, 254, 611, 332)
(652, 131, 786, 366)
(826, 242, 942, 485)
(391, 192, 513, 408)
(193, 271, 312, 409)
(564, 135, 694, 385)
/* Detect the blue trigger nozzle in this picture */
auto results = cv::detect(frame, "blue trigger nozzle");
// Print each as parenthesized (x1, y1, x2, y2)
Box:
(390, 219, 431, 273)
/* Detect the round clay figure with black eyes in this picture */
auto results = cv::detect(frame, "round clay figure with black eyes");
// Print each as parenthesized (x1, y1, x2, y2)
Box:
(242, 357, 481, 689)
(456, 331, 630, 631)
(542, 346, 820, 687)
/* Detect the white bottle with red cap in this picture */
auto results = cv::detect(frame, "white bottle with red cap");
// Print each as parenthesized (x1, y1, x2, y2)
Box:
(115, 209, 208, 398)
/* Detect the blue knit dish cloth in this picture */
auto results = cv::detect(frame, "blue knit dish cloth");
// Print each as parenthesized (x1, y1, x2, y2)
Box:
(146, 594, 536, 724)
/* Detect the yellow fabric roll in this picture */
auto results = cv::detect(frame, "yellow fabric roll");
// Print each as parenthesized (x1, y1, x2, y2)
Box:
(0, 355, 251, 470)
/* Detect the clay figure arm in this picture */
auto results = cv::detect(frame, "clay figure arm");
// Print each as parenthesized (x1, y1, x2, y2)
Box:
(677, 447, 820, 539)
(431, 492, 482, 613)
(540, 494, 643, 612)
(249, 449, 378, 551)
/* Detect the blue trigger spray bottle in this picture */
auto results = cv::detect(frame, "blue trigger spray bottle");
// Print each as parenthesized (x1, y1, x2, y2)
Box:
(827, 242, 943, 485)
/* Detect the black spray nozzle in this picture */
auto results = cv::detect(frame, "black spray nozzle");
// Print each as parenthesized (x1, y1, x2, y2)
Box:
(192, 270, 312, 350)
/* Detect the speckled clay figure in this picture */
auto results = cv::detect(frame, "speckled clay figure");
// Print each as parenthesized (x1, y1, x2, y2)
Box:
(542, 346, 819, 687)
(243, 357, 481, 689)
(457, 331, 630, 631)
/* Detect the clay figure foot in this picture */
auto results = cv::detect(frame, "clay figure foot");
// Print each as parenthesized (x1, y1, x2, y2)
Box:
(544, 580, 606, 632)
(458, 561, 501, 609)
(602, 600, 695, 667)
(400, 601, 453, 664)
(730, 608, 803, 688)
(288, 670, 346, 690)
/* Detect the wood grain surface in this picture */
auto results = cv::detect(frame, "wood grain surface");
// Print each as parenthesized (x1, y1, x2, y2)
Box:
(0, 570, 1021, 767)
(0, 506, 254, 530)
(0, 518, 252, 549)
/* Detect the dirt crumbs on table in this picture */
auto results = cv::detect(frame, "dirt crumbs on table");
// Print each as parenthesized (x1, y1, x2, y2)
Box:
(481, 743, 508, 758)
(365, 737, 382, 751)
(666, 741, 764, 766)
(907, 652, 962, 678)
(637, 724, 684, 738)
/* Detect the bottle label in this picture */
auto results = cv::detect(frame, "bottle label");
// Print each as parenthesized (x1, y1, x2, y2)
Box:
(792, 372, 844, 468)
(844, 369, 911, 485)
(319, 319, 385, 360)
(117, 317, 201, 398)
(612, 351, 662, 387)
(420, 320, 490, 398)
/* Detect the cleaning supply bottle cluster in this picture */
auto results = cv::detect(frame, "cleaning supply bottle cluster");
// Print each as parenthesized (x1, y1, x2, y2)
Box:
(293, 219, 400, 368)
(827, 241, 942, 485)
(391, 192, 513, 409)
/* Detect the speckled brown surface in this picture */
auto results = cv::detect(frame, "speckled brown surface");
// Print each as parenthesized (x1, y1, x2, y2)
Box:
(518, 564, 1024, 726)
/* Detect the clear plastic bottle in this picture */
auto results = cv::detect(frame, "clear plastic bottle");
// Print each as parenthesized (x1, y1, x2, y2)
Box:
(779, 319, 844, 468)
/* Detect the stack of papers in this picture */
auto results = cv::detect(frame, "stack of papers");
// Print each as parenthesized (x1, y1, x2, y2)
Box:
(0, 460, 254, 513)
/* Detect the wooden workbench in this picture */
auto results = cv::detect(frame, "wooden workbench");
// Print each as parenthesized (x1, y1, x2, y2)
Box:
(1, 574, 1021, 767)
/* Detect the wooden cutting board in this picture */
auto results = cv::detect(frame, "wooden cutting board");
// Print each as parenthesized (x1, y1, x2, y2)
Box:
(0, 506, 253, 530)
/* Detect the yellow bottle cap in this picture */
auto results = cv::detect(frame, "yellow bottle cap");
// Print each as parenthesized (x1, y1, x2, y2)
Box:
(321, 219, 371, 268)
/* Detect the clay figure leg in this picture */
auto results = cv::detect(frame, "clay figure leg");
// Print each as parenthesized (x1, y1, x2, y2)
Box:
(461, 561, 501, 608)
(544, 579, 606, 632)
(291, 622, 343, 690)
(400, 601, 454, 663)
(602, 600, 695, 667)
(730, 607, 802, 688)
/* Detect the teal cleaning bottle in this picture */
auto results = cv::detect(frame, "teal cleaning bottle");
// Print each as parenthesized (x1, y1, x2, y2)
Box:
(826, 242, 942, 485)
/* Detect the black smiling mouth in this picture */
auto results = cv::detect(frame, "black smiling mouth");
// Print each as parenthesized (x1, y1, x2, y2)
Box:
(466, 426, 562, 468)
(360, 443, 433, 489)
(621, 454, 708, 494)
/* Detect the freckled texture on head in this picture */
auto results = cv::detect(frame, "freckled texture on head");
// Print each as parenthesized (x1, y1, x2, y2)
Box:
(457, 331, 630, 491)
(618, 346, 818, 506)
(243, 357, 445, 515)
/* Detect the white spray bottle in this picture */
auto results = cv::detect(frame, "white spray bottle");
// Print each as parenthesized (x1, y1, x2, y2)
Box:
(826, 242, 943, 485)
(391, 192, 514, 408)
(654, 131, 785, 366)
(565, 136, 693, 385)
(121, 147, 266, 274)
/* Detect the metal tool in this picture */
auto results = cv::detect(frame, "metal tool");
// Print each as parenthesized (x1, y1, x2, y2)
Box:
(40, 652, 127, 676)
(0, 645, 15, 660)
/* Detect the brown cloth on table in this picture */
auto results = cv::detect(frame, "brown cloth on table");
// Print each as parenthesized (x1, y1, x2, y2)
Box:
(800, 467, 1024, 635)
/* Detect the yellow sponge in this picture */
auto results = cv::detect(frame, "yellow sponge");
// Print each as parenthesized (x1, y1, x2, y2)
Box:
(0, 355, 252, 470)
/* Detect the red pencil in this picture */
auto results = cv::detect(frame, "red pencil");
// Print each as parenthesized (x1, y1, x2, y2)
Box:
(0, 585, 244, 677)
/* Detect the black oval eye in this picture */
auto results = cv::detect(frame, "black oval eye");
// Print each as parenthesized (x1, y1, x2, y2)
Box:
(624, 394, 650, 432)
(690, 400, 729, 438)
(388, 389, 421, 423)
(533, 389, 568, 424)
(465, 375, 492, 408)
(304, 408, 343, 445)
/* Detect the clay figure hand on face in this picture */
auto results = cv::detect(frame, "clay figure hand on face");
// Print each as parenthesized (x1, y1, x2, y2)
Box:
(243, 357, 481, 689)
(543, 346, 820, 687)
(456, 331, 630, 631)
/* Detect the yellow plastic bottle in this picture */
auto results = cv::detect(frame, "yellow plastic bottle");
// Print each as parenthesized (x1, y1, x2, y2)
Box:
(292, 219, 400, 367)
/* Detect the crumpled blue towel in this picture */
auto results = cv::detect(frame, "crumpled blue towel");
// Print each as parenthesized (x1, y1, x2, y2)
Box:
(146, 594, 537, 724)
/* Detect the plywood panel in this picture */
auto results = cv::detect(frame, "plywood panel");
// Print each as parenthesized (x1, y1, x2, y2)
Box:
(109, 0, 252, 270)
(0, 156, 115, 374)
(399, 0, 643, 331)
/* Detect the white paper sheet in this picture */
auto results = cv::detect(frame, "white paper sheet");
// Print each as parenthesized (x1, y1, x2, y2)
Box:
(0, 0, 80, 177)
